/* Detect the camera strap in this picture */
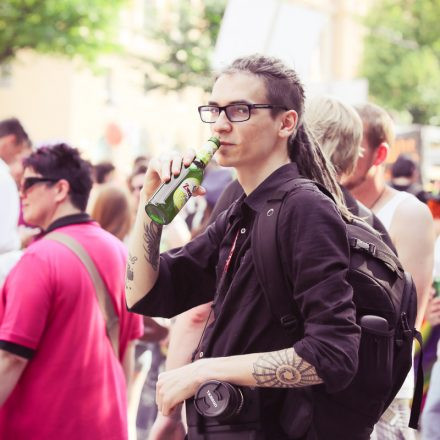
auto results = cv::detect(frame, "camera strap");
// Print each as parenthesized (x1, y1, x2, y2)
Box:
(192, 229, 240, 362)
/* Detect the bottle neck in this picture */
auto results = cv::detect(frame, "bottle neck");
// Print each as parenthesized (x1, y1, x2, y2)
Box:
(195, 138, 220, 167)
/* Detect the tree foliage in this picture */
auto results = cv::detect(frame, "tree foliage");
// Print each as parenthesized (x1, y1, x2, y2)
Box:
(0, 0, 126, 65)
(361, 0, 440, 124)
(142, 0, 226, 92)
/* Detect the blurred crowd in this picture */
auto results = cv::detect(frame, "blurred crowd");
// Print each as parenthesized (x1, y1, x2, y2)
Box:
(1, 95, 440, 440)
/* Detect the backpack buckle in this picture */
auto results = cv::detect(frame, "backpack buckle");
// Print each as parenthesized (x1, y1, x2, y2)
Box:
(401, 312, 413, 340)
(351, 238, 376, 255)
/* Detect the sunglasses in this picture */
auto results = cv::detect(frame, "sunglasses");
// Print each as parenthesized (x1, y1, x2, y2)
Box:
(21, 177, 59, 193)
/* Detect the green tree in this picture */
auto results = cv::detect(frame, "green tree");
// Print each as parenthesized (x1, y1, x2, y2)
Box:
(142, 0, 226, 92)
(0, 0, 126, 65)
(361, 0, 440, 124)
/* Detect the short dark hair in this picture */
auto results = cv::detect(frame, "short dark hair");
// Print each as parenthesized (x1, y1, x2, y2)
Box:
(0, 117, 30, 145)
(23, 143, 93, 211)
(355, 103, 395, 151)
(93, 162, 115, 184)
(391, 154, 416, 178)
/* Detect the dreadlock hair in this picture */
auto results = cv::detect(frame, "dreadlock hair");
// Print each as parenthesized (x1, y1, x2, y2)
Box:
(220, 54, 352, 220)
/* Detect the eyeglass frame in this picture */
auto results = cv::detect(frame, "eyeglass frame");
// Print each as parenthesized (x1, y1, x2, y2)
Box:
(20, 176, 60, 194)
(198, 103, 288, 123)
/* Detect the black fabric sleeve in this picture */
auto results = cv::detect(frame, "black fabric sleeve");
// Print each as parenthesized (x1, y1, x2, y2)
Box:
(279, 188, 361, 393)
(0, 340, 35, 359)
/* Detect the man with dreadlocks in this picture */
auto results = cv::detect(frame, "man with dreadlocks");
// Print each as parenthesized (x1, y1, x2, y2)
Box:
(126, 54, 360, 439)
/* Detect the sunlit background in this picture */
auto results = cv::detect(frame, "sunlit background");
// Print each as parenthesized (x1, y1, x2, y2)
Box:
(1, 0, 439, 181)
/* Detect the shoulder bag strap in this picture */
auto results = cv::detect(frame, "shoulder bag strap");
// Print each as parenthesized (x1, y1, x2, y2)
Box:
(44, 231, 120, 358)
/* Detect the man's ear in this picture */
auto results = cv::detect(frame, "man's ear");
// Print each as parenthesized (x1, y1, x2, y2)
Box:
(279, 110, 298, 138)
(53, 179, 71, 203)
(373, 142, 389, 166)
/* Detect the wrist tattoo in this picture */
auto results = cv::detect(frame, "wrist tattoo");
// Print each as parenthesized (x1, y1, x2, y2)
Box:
(252, 348, 323, 388)
(143, 221, 162, 271)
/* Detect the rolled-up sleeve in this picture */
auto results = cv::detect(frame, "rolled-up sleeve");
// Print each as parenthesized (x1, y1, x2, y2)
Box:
(280, 189, 360, 393)
(129, 215, 226, 318)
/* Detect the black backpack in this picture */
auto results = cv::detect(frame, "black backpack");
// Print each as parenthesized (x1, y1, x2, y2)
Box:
(251, 178, 424, 430)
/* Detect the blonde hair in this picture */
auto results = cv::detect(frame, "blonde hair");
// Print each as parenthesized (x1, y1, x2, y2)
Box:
(305, 96, 362, 177)
(91, 184, 132, 241)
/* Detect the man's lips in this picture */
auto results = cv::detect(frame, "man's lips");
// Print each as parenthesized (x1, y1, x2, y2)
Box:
(220, 141, 234, 147)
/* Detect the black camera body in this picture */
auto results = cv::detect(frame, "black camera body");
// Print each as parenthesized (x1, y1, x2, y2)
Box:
(186, 380, 264, 439)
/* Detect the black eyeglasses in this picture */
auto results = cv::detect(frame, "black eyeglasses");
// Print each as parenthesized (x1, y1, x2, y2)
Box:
(20, 177, 59, 193)
(198, 103, 288, 123)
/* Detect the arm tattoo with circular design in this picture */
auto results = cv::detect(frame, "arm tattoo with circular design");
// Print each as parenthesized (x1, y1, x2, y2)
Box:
(252, 348, 323, 388)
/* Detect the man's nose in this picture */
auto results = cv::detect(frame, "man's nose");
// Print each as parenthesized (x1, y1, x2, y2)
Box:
(212, 110, 232, 134)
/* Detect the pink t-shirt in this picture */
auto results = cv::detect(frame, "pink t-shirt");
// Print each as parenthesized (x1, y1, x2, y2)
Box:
(0, 222, 143, 440)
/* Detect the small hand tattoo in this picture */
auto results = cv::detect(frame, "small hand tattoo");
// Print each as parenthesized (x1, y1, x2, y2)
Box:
(252, 349, 322, 388)
(143, 221, 162, 271)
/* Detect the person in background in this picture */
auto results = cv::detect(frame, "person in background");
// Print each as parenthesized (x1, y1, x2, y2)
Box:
(0, 117, 32, 285)
(94, 161, 116, 184)
(342, 102, 435, 439)
(87, 161, 116, 212)
(0, 143, 143, 440)
(305, 95, 395, 250)
(390, 153, 429, 203)
(90, 184, 133, 242)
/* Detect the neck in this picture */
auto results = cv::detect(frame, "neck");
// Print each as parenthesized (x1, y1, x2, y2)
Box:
(349, 166, 383, 207)
(42, 203, 82, 230)
(236, 155, 290, 195)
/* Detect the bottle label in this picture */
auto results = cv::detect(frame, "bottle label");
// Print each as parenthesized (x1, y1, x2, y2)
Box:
(173, 177, 199, 210)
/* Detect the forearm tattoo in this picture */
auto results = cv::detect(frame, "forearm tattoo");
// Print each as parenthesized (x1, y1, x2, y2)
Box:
(125, 253, 138, 292)
(143, 221, 162, 271)
(252, 348, 323, 388)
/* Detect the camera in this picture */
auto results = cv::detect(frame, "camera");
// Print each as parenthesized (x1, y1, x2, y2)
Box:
(194, 380, 244, 421)
(186, 380, 264, 439)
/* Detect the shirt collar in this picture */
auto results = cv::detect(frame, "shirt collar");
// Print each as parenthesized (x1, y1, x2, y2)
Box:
(244, 162, 301, 213)
(44, 213, 93, 234)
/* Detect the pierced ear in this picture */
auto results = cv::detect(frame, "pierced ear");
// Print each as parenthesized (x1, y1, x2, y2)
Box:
(280, 110, 298, 138)
(373, 142, 389, 166)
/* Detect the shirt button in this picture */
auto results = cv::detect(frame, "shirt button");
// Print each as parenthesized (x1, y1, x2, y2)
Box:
(199, 352, 204, 358)
(240, 228, 246, 234)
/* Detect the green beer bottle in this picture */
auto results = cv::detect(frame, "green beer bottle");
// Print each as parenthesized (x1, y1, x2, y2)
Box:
(145, 136, 220, 225)
(433, 277, 440, 298)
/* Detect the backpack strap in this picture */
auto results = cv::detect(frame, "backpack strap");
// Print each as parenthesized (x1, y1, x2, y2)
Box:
(409, 329, 424, 429)
(399, 273, 424, 429)
(252, 179, 310, 332)
(44, 231, 120, 358)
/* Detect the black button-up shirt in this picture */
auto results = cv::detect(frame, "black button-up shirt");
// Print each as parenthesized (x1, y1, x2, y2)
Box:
(131, 163, 360, 435)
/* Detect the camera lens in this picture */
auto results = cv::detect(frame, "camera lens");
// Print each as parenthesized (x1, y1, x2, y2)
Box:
(194, 380, 244, 421)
